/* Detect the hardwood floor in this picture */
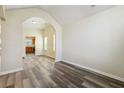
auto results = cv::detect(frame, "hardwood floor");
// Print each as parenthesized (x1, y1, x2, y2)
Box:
(0, 55, 124, 88)
(0, 70, 33, 88)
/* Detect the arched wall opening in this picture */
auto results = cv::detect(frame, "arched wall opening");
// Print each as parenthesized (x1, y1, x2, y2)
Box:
(22, 17, 56, 60)
(18, 8, 62, 63)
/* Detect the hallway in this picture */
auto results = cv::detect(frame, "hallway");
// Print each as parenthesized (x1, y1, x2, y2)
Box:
(0, 55, 124, 88)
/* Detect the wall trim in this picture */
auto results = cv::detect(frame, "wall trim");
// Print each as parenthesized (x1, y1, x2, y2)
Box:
(62, 60, 124, 82)
(0, 68, 24, 76)
(42, 55, 55, 60)
(55, 59, 62, 62)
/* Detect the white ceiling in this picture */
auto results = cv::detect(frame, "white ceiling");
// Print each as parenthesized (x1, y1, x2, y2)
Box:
(5, 5, 115, 26)
(40, 5, 115, 26)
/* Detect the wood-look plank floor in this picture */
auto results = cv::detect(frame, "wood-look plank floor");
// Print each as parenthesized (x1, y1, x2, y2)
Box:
(0, 55, 124, 88)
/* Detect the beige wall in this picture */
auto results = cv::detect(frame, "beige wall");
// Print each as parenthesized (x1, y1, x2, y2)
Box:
(42, 25, 55, 58)
(62, 6, 124, 79)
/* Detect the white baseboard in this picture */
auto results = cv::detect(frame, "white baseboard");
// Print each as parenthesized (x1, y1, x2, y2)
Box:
(55, 59, 62, 62)
(62, 60, 124, 82)
(0, 68, 24, 76)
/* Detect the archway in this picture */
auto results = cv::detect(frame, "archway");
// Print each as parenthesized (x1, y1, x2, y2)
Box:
(22, 17, 56, 60)
(18, 8, 62, 62)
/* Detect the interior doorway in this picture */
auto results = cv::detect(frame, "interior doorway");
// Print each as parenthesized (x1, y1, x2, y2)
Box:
(25, 36, 35, 55)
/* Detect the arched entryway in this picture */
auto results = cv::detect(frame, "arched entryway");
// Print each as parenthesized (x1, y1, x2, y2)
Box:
(18, 8, 62, 62)
(22, 17, 56, 60)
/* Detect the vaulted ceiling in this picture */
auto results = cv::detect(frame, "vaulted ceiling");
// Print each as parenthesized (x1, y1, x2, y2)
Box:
(40, 5, 115, 26)
(5, 5, 115, 26)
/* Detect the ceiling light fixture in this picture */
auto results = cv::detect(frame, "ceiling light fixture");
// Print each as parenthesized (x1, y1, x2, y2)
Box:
(91, 5, 96, 8)
(32, 20, 37, 24)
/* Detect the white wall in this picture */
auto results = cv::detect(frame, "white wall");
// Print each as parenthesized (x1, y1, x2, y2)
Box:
(1, 7, 62, 73)
(23, 27, 43, 56)
(62, 6, 124, 79)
